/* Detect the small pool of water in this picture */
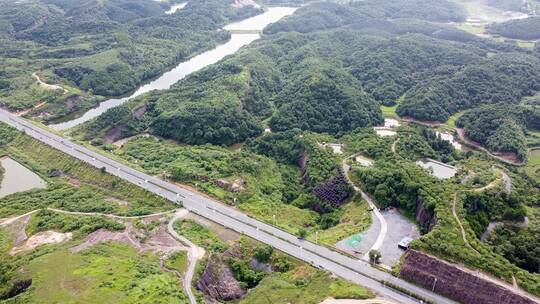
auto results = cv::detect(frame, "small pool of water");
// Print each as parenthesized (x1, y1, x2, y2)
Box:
(354, 155, 373, 167)
(436, 131, 462, 150)
(416, 158, 457, 179)
(0, 157, 46, 198)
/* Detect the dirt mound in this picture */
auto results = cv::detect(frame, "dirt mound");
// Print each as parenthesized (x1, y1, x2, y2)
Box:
(400, 250, 538, 304)
(71, 219, 185, 255)
(10, 231, 72, 255)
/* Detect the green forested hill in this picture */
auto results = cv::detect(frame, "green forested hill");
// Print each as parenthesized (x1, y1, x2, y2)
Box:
(79, 0, 540, 146)
(397, 53, 540, 121)
(264, 0, 465, 34)
(456, 104, 540, 160)
(0, 0, 260, 121)
(81, 23, 496, 145)
(487, 17, 540, 40)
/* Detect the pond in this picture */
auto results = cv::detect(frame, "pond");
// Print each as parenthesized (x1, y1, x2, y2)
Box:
(354, 155, 373, 167)
(0, 157, 46, 198)
(416, 158, 457, 179)
(49, 7, 297, 131)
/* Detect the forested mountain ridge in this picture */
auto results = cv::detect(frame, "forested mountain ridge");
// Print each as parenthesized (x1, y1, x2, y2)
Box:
(264, 0, 466, 35)
(0, 0, 260, 121)
(487, 17, 540, 40)
(79, 0, 540, 147)
(81, 23, 500, 145)
(456, 104, 540, 160)
(397, 53, 540, 121)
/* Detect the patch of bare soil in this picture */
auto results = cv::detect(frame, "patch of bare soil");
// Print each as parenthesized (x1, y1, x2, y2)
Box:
(70, 217, 186, 256)
(10, 231, 72, 255)
(105, 197, 129, 206)
(104, 124, 127, 144)
(231, 0, 258, 8)
(2, 213, 33, 247)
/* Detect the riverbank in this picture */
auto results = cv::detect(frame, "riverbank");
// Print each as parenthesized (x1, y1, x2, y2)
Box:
(49, 7, 297, 131)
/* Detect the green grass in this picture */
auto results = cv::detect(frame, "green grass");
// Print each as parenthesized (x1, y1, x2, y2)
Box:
(308, 196, 371, 245)
(455, 23, 486, 36)
(0, 123, 175, 217)
(0, 228, 11, 256)
(115, 137, 319, 234)
(445, 111, 465, 128)
(381, 104, 399, 118)
(524, 148, 540, 183)
(164, 251, 188, 274)
(8, 242, 188, 304)
(236, 265, 374, 304)
(174, 219, 228, 253)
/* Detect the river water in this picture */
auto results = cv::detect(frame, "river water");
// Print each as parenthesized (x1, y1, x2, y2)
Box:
(0, 157, 46, 198)
(49, 7, 296, 131)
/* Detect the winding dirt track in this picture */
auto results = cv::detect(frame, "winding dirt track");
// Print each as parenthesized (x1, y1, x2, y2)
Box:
(451, 168, 506, 255)
(167, 210, 205, 304)
(1, 207, 201, 304)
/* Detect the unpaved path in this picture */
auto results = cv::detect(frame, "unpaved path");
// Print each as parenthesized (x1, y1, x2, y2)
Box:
(32, 72, 68, 94)
(456, 128, 524, 166)
(320, 297, 398, 304)
(341, 155, 387, 260)
(46, 207, 174, 219)
(391, 138, 399, 155)
(15, 101, 47, 117)
(0, 210, 40, 227)
(452, 192, 480, 254)
(452, 168, 505, 255)
(167, 209, 205, 304)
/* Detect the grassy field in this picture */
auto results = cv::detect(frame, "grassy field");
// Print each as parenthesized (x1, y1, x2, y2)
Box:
(174, 219, 229, 253)
(381, 104, 399, 118)
(524, 148, 540, 183)
(308, 196, 371, 245)
(455, 23, 486, 35)
(116, 137, 319, 234)
(445, 111, 465, 129)
(5, 242, 188, 304)
(236, 265, 373, 304)
(164, 251, 189, 274)
(0, 123, 175, 218)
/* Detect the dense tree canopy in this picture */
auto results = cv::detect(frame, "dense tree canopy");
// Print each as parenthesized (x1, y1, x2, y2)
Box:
(457, 104, 540, 160)
(487, 17, 540, 40)
(398, 54, 540, 121)
(0, 0, 260, 119)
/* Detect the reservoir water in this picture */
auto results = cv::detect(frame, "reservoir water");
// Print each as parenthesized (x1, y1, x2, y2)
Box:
(0, 157, 46, 198)
(49, 7, 296, 131)
(416, 158, 457, 179)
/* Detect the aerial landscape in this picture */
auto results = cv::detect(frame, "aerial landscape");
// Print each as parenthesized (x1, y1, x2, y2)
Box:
(0, 0, 539, 303)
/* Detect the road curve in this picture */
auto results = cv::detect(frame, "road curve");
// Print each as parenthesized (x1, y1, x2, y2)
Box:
(0, 109, 457, 304)
(167, 209, 205, 304)
(341, 155, 388, 259)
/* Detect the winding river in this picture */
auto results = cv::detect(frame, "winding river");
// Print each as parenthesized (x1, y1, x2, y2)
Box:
(50, 7, 296, 131)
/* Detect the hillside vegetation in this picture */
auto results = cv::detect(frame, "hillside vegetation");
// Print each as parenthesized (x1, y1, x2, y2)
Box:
(457, 104, 540, 160)
(0, 0, 260, 122)
(487, 17, 540, 40)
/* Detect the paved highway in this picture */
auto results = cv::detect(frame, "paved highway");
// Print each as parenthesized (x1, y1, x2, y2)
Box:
(0, 109, 457, 304)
